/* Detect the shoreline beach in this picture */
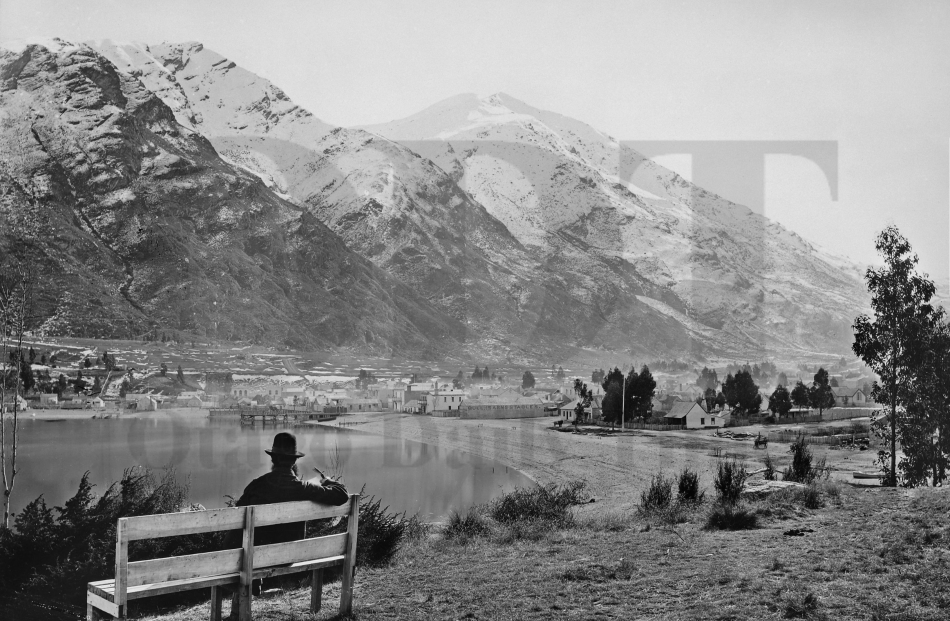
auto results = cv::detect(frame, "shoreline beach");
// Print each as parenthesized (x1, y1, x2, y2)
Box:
(309, 412, 882, 513)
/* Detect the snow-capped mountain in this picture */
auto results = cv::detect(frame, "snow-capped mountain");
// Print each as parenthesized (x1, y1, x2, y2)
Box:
(363, 93, 870, 356)
(2, 38, 868, 359)
(0, 39, 461, 353)
(89, 40, 728, 360)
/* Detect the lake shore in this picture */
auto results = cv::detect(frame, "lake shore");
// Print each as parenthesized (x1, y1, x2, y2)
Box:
(18, 406, 209, 421)
(309, 412, 881, 515)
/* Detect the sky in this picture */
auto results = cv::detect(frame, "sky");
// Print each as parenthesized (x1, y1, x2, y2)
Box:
(3, 0, 949, 287)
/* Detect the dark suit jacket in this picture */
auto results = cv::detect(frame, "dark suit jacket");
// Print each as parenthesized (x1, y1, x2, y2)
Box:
(232, 467, 349, 546)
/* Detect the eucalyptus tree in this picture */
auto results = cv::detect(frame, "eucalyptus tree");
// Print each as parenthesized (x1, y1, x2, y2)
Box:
(853, 226, 938, 486)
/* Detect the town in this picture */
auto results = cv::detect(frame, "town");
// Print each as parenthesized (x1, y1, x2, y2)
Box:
(3, 338, 881, 436)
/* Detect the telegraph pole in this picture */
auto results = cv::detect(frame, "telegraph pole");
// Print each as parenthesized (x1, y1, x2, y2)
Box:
(620, 368, 626, 431)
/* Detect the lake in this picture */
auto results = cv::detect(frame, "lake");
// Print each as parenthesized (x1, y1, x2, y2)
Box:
(9, 411, 532, 520)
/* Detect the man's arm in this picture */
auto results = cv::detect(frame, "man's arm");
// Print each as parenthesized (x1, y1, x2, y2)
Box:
(299, 477, 350, 506)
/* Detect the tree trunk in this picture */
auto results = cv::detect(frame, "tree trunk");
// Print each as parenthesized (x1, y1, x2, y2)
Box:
(889, 369, 898, 487)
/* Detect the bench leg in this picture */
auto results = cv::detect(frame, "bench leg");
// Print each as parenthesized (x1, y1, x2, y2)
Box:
(237, 583, 252, 621)
(210, 586, 224, 621)
(87, 603, 101, 621)
(310, 569, 323, 614)
(339, 565, 355, 617)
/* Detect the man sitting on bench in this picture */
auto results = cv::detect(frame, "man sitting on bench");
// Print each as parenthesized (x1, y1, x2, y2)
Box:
(228, 432, 349, 615)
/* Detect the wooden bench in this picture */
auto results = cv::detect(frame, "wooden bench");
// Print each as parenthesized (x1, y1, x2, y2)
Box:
(86, 494, 359, 620)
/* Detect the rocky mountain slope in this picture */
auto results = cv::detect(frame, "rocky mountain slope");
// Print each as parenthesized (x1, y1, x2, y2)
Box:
(363, 93, 870, 356)
(0, 39, 462, 354)
(1, 39, 869, 360)
(89, 40, 712, 360)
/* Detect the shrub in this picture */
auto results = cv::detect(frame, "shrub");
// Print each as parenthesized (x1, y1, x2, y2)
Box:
(443, 510, 490, 543)
(639, 473, 674, 513)
(353, 494, 418, 567)
(487, 482, 585, 526)
(305, 486, 422, 568)
(705, 503, 759, 530)
(714, 460, 747, 506)
(783, 434, 829, 484)
(763, 453, 776, 481)
(0, 467, 217, 614)
(676, 468, 705, 504)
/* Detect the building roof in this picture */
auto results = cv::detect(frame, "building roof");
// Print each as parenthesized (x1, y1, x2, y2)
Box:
(557, 399, 592, 411)
(832, 387, 863, 398)
(664, 401, 707, 419)
(464, 396, 543, 407)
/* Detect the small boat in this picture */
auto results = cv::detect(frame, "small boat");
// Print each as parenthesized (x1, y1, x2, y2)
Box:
(852, 471, 880, 479)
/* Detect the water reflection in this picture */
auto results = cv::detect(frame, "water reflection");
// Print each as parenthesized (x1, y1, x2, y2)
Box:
(11, 412, 531, 521)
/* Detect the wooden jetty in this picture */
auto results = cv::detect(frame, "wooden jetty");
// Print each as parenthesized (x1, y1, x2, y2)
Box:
(209, 408, 337, 425)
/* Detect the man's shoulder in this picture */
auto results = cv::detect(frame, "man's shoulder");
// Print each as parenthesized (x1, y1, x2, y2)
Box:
(244, 471, 276, 490)
(237, 471, 280, 504)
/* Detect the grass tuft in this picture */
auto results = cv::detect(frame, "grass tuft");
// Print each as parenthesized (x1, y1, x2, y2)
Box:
(782, 590, 820, 618)
(442, 510, 490, 544)
(705, 503, 759, 530)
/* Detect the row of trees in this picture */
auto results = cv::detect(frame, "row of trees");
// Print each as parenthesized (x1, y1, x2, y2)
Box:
(599, 365, 657, 424)
(766, 367, 836, 418)
(471, 366, 493, 381)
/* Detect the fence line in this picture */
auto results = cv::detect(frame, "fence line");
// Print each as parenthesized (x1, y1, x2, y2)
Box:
(593, 420, 682, 432)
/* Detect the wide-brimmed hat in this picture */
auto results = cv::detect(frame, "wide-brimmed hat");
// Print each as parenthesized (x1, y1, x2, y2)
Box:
(265, 432, 304, 458)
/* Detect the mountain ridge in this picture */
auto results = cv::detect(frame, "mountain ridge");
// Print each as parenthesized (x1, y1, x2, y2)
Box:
(89, 40, 722, 361)
(362, 92, 870, 356)
(2, 39, 870, 361)
(0, 39, 463, 355)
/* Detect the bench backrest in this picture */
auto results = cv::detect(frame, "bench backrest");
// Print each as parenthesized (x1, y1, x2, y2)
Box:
(112, 495, 359, 607)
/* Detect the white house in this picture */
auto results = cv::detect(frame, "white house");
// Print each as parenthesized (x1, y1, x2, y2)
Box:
(129, 393, 158, 411)
(664, 401, 724, 429)
(832, 387, 869, 407)
(1, 394, 29, 412)
(230, 380, 285, 400)
(85, 396, 105, 409)
(429, 389, 466, 414)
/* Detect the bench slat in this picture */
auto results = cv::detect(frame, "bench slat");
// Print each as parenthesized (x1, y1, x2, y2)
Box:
(127, 549, 242, 587)
(87, 590, 119, 617)
(122, 501, 351, 540)
(254, 500, 353, 527)
(124, 533, 348, 588)
(253, 555, 345, 580)
(254, 533, 348, 568)
(124, 507, 246, 541)
(91, 573, 241, 600)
